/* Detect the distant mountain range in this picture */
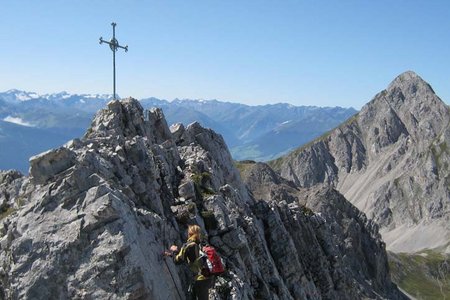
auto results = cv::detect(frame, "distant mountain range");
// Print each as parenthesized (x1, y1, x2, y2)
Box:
(0, 90, 113, 172)
(0, 90, 356, 173)
(140, 98, 357, 160)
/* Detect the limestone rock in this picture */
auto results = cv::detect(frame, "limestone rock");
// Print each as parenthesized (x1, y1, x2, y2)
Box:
(0, 170, 26, 213)
(0, 98, 406, 299)
(241, 162, 403, 299)
(271, 71, 450, 253)
(29, 147, 77, 185)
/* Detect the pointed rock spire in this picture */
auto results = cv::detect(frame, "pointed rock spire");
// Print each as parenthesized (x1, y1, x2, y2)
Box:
(386, 70, 435, 98)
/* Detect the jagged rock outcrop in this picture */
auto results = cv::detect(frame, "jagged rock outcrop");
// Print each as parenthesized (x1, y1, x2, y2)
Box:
(240, 162, 402, 297)
(0, 98, 405, 299)
(271, 71, 450, 253)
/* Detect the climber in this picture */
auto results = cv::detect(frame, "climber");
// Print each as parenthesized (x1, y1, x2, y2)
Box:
(165, 224, 214, 300)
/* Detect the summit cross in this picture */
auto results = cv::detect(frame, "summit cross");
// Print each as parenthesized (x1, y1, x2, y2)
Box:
(99, 22, 128, 100)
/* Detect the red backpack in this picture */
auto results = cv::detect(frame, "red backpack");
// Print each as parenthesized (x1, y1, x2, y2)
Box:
(199, 244, 225, 276)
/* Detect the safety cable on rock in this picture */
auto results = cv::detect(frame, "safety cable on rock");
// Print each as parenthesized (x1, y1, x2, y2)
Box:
(162, 217, 184, 300)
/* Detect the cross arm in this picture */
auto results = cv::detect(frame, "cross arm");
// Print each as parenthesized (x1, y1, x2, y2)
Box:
(117, 44, 129, 52)
(99, 37, 111, 45)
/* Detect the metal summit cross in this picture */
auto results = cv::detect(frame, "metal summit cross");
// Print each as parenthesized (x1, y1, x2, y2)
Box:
(99, 22, 128, 100)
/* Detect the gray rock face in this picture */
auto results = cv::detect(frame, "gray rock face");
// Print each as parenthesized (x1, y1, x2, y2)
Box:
(0, 170, 26, 212)
(0, 98, 405, 299)
(272, 71, 450, 253)
(240, 162, 404, 299)
(29, 147, 77, 185)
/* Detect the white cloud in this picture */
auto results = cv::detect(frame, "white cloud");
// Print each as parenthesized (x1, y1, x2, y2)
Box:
(3, 116, 35, 127)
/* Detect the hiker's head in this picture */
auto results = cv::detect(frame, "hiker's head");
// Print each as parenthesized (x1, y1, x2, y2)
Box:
(187, 224, 201, 243)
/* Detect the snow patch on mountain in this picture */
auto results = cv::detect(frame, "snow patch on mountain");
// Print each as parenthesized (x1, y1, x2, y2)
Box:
(280, 120, 292, 125)
(1, 90, 114, 103)
(3, 116, 35, 127)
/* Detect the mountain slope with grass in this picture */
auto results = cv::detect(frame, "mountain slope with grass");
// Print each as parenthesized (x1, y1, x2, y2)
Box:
(389, 250, 450, 299)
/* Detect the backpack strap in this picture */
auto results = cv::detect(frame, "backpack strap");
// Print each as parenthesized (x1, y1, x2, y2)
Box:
(175, 241, 199, 264)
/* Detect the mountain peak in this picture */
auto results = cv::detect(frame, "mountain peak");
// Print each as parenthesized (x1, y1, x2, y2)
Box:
(273, 71, 450, 253)
(387, 71, 434, 95)
(394, 70, 420, 81)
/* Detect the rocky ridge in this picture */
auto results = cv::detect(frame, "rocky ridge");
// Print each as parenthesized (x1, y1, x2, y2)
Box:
(270, 71, 450, 253)
(0, 98, 405, 299)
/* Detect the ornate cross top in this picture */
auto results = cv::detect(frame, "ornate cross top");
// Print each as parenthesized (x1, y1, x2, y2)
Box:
(99, 22, 128, 100)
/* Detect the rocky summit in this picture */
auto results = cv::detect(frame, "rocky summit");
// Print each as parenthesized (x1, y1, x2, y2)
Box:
(271, 71, 450, 253)
(0, 98, 405, 299)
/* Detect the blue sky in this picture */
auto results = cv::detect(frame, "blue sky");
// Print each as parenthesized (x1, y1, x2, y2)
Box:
(0, 1, 449, 108)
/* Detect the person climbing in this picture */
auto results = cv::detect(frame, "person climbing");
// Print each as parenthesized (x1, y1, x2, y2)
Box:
(166, 224, 214, 300)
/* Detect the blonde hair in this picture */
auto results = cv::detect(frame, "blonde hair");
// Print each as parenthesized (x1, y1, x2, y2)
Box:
(188, 224, 201, 243)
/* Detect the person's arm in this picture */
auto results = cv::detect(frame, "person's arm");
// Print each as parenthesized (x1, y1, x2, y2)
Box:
(174, 245, 184, 264)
